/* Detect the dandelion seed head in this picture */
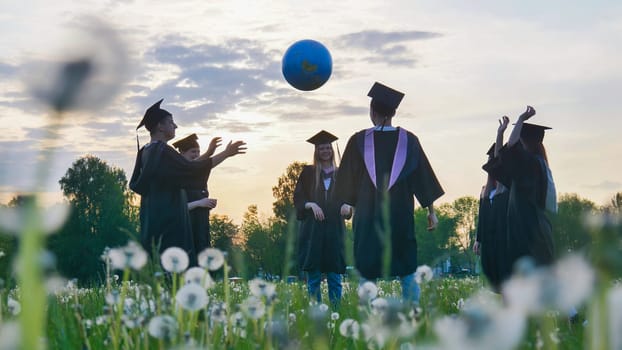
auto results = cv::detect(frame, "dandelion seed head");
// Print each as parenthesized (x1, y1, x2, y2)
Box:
(0, 200, 70, 236)
(161, 247, 189, 273)
(148, 315, 178, 340)
(197, 248, 225, 271)
(23, 18, 129, 113)
(358, 281, 378, 302)
(249, 278, 276, 299)
(241, 296, 265, 319)
(7, 297, 20, 316)
(175, 283, 208, 312)
(107, 242, 147, 271)
(339, 319, 360, 339)
(414, 265, 433, 284)
(331, 312, 340, 321)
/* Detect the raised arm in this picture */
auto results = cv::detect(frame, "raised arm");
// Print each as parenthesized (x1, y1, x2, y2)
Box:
(507, 106, 535, 147)
(495, 116, 509, 157)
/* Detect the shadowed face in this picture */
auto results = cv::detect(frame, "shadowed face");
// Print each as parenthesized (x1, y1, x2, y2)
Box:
(181, 147, 200, 161)
(158, 115, 177, 141)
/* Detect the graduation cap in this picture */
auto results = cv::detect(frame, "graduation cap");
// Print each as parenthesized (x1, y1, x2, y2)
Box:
(172, 133, 200, 152)
(520, 123, 551, 143)
(306, 130, 338, 145)
(367, 82, 405, 117)
(136, 99, 172, 132)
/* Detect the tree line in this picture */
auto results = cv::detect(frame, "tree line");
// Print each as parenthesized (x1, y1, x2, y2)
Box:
(0, 155, 619, 284)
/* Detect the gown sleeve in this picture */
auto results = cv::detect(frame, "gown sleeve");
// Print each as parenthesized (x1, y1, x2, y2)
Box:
(293, 166, 312, 220)
(410, 136, 444, 208)
(336, 133, 362, 206)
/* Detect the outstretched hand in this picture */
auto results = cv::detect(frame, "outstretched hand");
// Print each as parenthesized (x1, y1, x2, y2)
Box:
(225, 140, 247, 157)
(206, 137, 222, 157)
(497, 116, 510, 134)
(519, 105, 536, 121)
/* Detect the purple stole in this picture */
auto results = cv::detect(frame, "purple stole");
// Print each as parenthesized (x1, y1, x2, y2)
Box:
(363, 127, 407, 190)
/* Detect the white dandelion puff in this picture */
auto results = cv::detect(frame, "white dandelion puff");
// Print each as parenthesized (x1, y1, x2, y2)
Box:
(184, 267, 215, 289)
(160, 247, 189, 273)
(24, 18, 129, 112)
(371, 297, 389, 315)
(339, 319, 360, 339)
(248, 278, 277, 299)
(7, 297, 21, 315)
(107, 242, 147, 271)
(0, 200, 70, 236)
(175, 283, 209, 312)
(241, 296, 266, 319)
(148, 315, 178, 340)
(358, 281, 378, 302)
(551, 254, 595, 310)
(197, 248, 225, 271)
(414, 265, 433, 284)
(331, 312, 340, 321)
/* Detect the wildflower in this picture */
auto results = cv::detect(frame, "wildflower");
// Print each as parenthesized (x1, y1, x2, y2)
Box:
(0, 322, 20, 349)
(434, 296, 526, 350)
(175, 283, 209, 312)
(608, 286, 622, 350)
(249, 278, 277, 299)
(339, 319, 360, 339)
(197, 248, 225, 271)
(414, 265, 433, 284)
(25, 18, 128, 112)
(7, 297, 21, 315)
(105, 290, 120, 305)
(241, 296, 266, 319)
(331, 312, 340, 321)
(0, 251, 4, 259)
(358, 281, 378, 302)
(148, 315, 178, 340)
(107, 242, 147, 271)
(371, 297, 389, 315)
(122, 314, 144, 329)
(231, 311, 248, 328)
(551, 254, 595, 310)
(209, 302, 227, 324)
(289, 313, 296, 323)
(0, 200, 70, 235)
(160, 247, 189, 273)
(184, 267, 215, 289)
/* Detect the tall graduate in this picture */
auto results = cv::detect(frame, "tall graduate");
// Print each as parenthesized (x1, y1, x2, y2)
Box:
(293, 130, 349, 306)
(336, 82, 444, 304)
(130, 99, 246, 265)
(483, 106, 557, 276)
(173, 133, 221, 254)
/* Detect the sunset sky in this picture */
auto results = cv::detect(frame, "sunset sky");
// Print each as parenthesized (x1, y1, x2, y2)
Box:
(1, 0, 621, 224)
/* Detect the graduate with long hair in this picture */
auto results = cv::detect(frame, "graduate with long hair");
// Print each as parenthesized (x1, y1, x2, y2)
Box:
(293, 130, 350, 306)
(483, 106, 557, 276)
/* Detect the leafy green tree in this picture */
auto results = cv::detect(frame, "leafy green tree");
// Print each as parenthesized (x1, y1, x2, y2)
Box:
(48, 155, 137, 283)
(551, 193, 597, 255)
(209, 214, 238, 252)
(415, 206, 456, 269)
(271, 161, 306, 224)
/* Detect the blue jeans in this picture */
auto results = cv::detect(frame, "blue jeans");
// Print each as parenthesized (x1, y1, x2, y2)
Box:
(307, 271, 342, 305)
(360, 273, 420, 304)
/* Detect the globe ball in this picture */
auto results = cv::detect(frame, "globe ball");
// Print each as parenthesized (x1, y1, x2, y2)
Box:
(282, 39, 332, 91)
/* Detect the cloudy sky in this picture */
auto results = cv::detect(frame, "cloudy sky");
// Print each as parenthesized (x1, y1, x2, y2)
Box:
(1, 0, 621, 223)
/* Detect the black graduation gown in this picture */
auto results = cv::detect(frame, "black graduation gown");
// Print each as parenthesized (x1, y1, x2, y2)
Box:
(129, 141, 211, 265)
(293, 165, 346, 274)
(186, 188, 210, 254)
(483, 143, 554, 272)
(476, 189, 511, 290)
(336, 128, 444, 279)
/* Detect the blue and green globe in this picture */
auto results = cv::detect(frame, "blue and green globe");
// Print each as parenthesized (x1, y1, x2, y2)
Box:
(282, 39, 332, 91)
